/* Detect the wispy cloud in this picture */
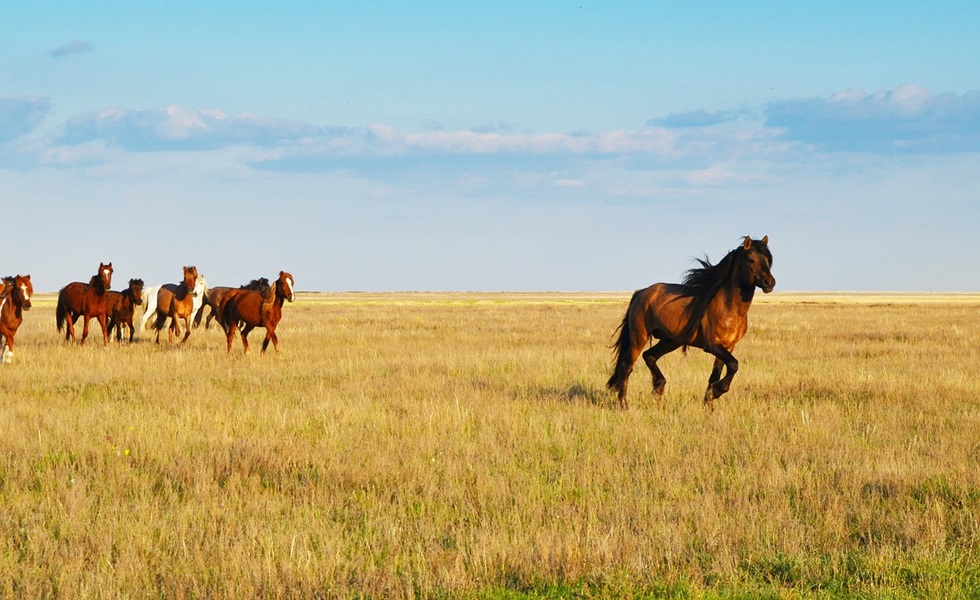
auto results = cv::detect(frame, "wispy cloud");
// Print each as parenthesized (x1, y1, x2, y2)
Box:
(648, 109, 746, 129)
(23, 84, 980, 181)
(0, 95, 51, 142)
(57, 106, 324, 150)
(765, 84, 980, 152)
(50, 40, 94, 58)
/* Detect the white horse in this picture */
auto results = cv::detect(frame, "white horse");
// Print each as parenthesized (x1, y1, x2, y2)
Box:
(139, 273, 208, 337)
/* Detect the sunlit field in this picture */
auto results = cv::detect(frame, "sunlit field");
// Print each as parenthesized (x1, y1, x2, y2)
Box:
(1, 292, 978, 598)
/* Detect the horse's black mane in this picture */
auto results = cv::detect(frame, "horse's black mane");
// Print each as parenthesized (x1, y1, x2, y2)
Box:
(242, 278, 270, 291)
(677, 240, 772, 345)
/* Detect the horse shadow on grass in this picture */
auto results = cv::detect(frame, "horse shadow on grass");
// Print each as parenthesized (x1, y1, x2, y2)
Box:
(537, 381, 610, 407)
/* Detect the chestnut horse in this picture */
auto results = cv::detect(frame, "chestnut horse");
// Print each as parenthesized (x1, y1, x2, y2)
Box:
(1, 274, 32, 364)
(153, 266, 200, 344)
(106, 278, 145, 343)
(139, 273, 207, 335)
(56, 262, 114, 346)
(607, 236, 775, 410)
(220, 271, 295, 354)
(193, 277, 270, 331)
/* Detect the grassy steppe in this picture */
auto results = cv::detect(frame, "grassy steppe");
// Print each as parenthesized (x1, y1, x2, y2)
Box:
(1, 293, 978, 598)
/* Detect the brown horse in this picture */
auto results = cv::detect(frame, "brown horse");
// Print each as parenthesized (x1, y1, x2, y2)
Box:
(106, 278, 145, 343)
(607, 236, 775, 410)
(221, 271, 295, 354)
(56, 262, 114, 345)
(1, 274, 33, 364)
(153, 266, 200, 343)
(193, 277, 270, 331)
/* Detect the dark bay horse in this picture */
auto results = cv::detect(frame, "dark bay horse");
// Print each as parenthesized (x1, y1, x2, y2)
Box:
(153, 266, 199, 344)
(193, 277, 270, 331)
(56, 262, 114, 345)
(106, 278, 145, 343)
(221, 271, 295, 354)
(607, 236, 775, 410)
(1, 274, 33, 364)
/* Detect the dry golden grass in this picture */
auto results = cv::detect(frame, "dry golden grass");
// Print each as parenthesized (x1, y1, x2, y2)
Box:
(1, 293, 978, 598)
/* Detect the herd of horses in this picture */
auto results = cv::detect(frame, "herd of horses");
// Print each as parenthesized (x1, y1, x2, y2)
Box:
(3, 236, 775, 411)
(0, 263, 295, 365)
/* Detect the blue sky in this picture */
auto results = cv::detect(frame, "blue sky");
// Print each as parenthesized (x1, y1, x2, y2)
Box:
(3, 2, 979, 292)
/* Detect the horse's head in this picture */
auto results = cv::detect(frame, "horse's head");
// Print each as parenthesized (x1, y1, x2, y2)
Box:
(129, 278, 145, 306)
(277, 271, 295, 303)
(182, 266, 199, 297)
(13, 274, 33, 310)
(99, 262, 114, 291)
(193, 273, 208, 298)
(739, 235, 775, 293)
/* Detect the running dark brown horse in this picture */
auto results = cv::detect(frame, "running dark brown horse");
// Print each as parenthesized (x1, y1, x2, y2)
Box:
(153, 266, 199, 344)
(193, 277, 270, 331)
(220, 271, 295, 354)
(56, 262, 114, 346)
(106, 278, 145, 343)
(1, 274, 33, 364)
(607, 236, 775, 410)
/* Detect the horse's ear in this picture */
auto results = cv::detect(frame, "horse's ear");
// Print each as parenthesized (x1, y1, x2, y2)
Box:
(761, 235, 769, 246)
(743, 236, 752, 250)
(280, 271, 286, 277)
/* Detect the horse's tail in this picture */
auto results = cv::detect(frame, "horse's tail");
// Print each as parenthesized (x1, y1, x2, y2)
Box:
(606, 290, 641, 392)
(55, 290, 66, 332)
(152, 310, 167, 332)
(219, 296, 237, 334)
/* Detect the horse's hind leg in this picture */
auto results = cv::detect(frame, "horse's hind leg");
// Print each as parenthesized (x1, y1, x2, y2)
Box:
(642, 338, 681, 398)
(65, 314, 77, 344)
(240, 324, 254, 354)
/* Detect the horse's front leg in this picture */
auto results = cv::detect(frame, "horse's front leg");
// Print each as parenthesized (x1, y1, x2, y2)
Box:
(703, 347, 738, 411)
(1, 335, 12, 364)
(261, 328, 279, 354)
(98, 313, 110, 345)
(80, 316, 91, 346)
(180, 315, 192, 343)
(169, 315, 179, 343)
